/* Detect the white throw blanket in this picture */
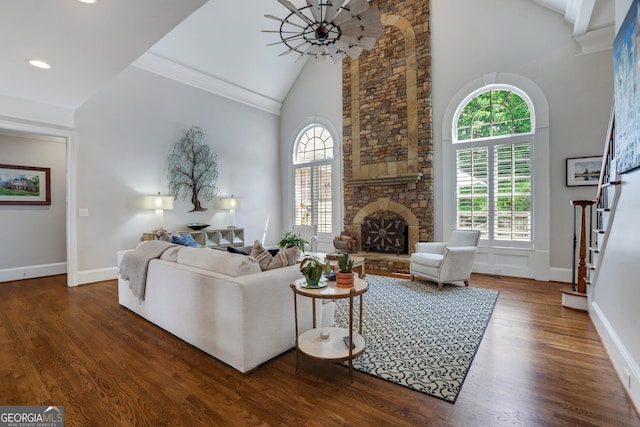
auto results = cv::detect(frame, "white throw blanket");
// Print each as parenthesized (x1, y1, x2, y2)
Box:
(119, 241, 177, 301)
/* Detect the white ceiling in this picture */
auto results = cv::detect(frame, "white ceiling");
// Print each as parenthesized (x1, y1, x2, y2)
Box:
(0, 0, 615, 116)
(0, 0, 207, 110)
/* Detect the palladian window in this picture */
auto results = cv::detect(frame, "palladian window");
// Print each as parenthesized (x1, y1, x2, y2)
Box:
(293, 125, 334, 233)
(454, 88, 534, 246)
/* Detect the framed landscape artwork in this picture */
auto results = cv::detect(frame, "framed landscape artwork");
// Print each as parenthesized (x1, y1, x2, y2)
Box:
(566, 156, 602, 187)
(0, 164, 51, 205)
(614, 0, 640, 174)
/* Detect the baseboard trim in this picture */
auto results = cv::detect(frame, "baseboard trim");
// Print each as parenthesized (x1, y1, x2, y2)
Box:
(0, 263, 67, 283)
(549, 267, 572, 283)
(473, 264, 533, 279)
(590, 301, 640, 413)
(76, 267, 118, 286)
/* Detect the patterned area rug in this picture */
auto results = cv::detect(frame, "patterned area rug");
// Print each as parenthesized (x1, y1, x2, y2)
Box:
(334, 275, 499, 403)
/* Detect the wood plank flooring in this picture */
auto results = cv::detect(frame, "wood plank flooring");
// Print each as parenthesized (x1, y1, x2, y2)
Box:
(0, 273, 638, 426)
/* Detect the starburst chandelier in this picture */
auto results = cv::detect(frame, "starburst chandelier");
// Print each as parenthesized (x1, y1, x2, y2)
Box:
(264, 0, 383, 63)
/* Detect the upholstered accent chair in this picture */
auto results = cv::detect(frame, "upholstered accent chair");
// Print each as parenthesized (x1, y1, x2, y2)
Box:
(292, 224, 318, 252)
(410, 229, 481, 290)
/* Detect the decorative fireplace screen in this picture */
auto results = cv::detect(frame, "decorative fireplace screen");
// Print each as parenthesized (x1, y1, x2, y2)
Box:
(361, 211, 406, 254)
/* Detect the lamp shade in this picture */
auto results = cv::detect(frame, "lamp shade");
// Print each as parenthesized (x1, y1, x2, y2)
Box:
(218, 197, 243, 210)
(144, 193, 174, 210)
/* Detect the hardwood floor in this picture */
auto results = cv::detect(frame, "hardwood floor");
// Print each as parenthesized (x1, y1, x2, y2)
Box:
(1, 273, 638, 427)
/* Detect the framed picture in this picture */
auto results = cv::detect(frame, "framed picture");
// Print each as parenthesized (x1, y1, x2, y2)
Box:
(566, 156, 602, 187)
(614, 0, 640, 174)
(0, 164, 51, 205)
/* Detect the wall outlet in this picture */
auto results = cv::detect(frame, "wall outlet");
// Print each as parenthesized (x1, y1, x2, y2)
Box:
(494, 268, 503, 275)
(79, 208, 89, 217)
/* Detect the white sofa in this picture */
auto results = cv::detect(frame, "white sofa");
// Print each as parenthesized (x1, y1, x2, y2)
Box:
(117, 246, 334, 373)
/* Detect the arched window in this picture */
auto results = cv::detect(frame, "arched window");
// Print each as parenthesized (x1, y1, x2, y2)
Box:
(453, 87, 534, 246)
(293, 125, 334, 233)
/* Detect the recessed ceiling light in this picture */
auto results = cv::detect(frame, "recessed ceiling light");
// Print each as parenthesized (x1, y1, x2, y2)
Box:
(78, 0, 96, 3)
(28, 59, 51, 69)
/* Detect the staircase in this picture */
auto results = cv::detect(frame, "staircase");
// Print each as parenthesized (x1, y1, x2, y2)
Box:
(563, 106, 622, 310)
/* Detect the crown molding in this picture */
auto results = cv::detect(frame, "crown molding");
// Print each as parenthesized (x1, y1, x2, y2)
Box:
(132, 52, 282, 115)
(575, 25, 614, 56)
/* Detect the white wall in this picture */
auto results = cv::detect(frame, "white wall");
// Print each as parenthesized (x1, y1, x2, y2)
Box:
(279, 58, 343, 251)
(73, 66, 283, 283)
(589, 0, 640, 411)
(431, 0, 613, 280)
(0, 133, 67, 280)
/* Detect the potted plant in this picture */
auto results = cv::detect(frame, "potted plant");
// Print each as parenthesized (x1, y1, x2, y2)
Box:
(299, 256, 330, 288)
(336, 253, 355, 288)
(278, 231, 309, 252)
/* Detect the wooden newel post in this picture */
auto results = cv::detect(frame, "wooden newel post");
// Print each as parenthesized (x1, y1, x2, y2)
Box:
(570, 199, 595, 294)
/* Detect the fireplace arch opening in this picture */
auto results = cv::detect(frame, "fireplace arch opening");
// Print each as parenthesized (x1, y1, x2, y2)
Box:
(352, 198, 419, 254)
(362, 211, 408, 254)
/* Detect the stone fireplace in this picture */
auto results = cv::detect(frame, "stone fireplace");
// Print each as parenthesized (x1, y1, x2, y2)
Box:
(341, 0, 432, 274)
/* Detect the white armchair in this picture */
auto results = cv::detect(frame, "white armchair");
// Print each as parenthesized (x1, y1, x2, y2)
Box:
(292, 225, 318, 252)
(410, 229, 480, 290)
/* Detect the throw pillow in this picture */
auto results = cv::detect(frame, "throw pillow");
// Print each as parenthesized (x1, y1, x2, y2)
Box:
(267, 246, 300, 270)
(250, 240, 273, 271)
(156, 229, 172, 242)
(172, 233, 199, 247)
(227, 246, 249, 256)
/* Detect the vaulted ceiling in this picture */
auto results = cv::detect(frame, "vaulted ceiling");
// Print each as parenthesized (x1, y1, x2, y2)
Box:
(0, 0, 615, 117)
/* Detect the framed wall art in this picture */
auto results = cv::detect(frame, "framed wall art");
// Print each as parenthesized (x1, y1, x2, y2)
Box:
(614, 0, 640, 174)
(566, 156, 602, 187)
(0, 164, 51, 205)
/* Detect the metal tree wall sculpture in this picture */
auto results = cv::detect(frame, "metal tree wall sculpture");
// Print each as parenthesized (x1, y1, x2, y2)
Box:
(167, 126, 219, 212)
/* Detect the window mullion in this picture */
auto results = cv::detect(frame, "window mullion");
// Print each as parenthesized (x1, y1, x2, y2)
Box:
(310, 165, 317, 226)
(488, 144, 495, 243)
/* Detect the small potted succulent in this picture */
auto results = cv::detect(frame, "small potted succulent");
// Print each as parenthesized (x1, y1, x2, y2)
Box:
(299, 256, 331, 288)
(336, 253, 355, 288)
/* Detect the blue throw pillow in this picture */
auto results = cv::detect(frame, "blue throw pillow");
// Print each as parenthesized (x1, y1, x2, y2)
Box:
(172, 233, 199, 247)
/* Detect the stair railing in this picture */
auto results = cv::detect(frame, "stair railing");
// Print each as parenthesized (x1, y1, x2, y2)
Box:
(587, 104, 622, 295)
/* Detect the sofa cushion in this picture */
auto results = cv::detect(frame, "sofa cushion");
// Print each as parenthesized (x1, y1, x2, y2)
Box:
(267, 246, 300, 270)
(177, 247, 261, 276)
(250, 240, 273, 271)
(410, 252, 444, 268)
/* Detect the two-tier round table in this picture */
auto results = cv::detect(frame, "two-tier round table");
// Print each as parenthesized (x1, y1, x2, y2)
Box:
(290, 277, 368, 379)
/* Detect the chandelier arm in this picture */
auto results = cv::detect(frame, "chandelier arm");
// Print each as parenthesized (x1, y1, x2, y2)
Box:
(279, 41, 310, 56)
(307, 0, 321, 22)
(262, 30, 303, 34)
(277, 0, 314, 26)
(324, 0, 346, 22)
(264, 14, 307, 30)
(279, 33, 312, 44)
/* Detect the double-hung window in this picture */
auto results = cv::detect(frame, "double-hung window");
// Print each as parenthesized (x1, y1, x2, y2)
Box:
(293, 125, 334, 233)
(454, 87, 534, 247)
